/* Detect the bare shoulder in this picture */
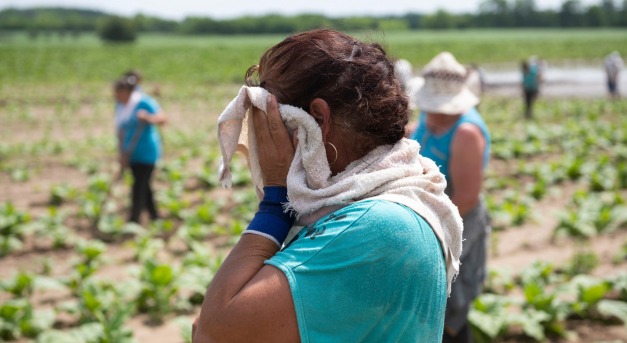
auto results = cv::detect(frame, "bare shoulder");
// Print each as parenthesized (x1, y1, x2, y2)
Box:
(453, 123, 484, 146)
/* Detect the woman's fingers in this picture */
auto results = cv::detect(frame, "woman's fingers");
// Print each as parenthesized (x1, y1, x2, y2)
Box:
(251, 94, 294, 187)
(265, 95, 292, 146)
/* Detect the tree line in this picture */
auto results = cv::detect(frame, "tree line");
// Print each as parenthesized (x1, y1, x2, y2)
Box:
(1, 0, 626, 38)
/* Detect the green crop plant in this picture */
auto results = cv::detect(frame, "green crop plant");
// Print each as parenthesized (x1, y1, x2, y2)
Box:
(136, 259, 180, 323)
(0, 202, 31, 256)
(10, 167, 31, 182)
(96, 214, 144, 241)
(563, 250, 599, 277)
(196, 163, 220, 189)
(159, 157, 188, 187)
(65, 240, 107, 296)
(174, 316, 193, 343)
(588, 165, 617, 192)
(468, 294, 513, 342)
(565, 156, 585, 181)
(613, 242, 627, 265)
(484, 268, 515, 294)
(618, 161, 627, 189)
(0, 299, 54, 341)
(176, 222, 215, 248)
(62, 279, 138, 326)
(38, 319, 136, 343)
(183, 199, 220, 226)
(87, 174, 112, 195)
(568, 275, 611, 318)
(130, 233, 165, 263)
(487, 193, 532, 230)
(157, 185, 188, 219)
(554, 192, 627, 240)
(27, 207, 75, 249)
(1, 271, 35, 298)
(49, 183, 77, 206)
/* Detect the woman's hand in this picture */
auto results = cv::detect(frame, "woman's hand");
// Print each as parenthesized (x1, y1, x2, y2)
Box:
(252, 95, 294, 187)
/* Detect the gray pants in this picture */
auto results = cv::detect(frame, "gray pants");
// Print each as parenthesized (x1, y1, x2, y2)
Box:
(445, 199, 491, 335)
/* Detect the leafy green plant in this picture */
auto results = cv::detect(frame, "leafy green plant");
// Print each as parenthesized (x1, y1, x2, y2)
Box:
(49, 183, 77, 206)
(157, 185, 188, 219)
(196, 164, 219, 189)
(174, 316, 194, 343)
(563, 250, 599, 277)
(183, 199, 219, 226)
(130, 233, 165, 263)
(28, 207, 75, 249)
(613, 242, 627, 264)
(176, 222, 214, 247)
(596, 299, 627, 326)
(469, 294, 512, 342)
(159, 157, 188, 187)
(554, 192, 627, 239)
(1, 270, 34, 298)
(0, 202, 31, 256)
(97, 214, 143, 240)
(10, 167, 31, 182)
(487, 193, 532, 230)
(568, 275, 612, 318)
(0, 299, 54, 341)
(136, 259, 180, 323)
(65, 240, 107, 295)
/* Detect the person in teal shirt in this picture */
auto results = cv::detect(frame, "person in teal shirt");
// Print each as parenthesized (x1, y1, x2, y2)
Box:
(522, 60, 540, 119)
(193, 30, 463, 343)
(113, 74, 167, 223)
(411, 52, 492, 343)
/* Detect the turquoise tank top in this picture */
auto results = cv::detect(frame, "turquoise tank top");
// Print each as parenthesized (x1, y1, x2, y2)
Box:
(266, 199, 447, 343)
(410, 108, 490, 183)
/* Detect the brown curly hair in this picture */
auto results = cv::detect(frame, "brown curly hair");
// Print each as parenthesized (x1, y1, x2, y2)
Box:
(246, 29, 409, 153)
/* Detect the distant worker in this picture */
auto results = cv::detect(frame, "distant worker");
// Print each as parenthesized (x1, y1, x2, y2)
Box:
(521, 60, 540, 119)
(410, 52, 491, 343)
(113, 72, 167, 223)
(604, 51, 624, 100)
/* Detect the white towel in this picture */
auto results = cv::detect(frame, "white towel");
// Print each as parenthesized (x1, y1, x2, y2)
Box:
(217, 86, 463, 294)
(115, 90, 142, 128)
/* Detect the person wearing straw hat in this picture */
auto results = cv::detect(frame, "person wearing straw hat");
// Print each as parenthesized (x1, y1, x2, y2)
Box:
(410, 52, 491, 343)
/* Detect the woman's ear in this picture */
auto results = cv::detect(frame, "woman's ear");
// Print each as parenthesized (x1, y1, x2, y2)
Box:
(309, 98, 332, 141)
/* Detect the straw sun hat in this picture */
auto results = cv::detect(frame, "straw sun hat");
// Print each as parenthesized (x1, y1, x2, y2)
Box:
(414, 52, 479, 115)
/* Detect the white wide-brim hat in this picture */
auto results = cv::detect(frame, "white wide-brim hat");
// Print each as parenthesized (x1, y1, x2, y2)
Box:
(414, 52, 479, 115)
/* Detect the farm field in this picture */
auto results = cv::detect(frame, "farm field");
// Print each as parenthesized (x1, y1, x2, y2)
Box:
(1, 29, 627, 342)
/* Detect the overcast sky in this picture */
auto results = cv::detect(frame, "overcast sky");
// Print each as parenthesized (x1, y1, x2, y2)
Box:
(1, 0, 602, 20)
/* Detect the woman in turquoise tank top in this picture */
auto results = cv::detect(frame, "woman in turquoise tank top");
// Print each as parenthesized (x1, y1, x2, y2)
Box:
(410, 52, 492, 343)
(193, 30, 465, 343)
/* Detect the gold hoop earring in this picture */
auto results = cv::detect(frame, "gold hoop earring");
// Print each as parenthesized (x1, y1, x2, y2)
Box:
(326, 142, 338, 165)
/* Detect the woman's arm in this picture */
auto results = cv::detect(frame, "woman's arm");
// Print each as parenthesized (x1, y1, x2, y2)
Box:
(193, 236, 298, 342)
(137, 109, 167, 125)
(449, 123, 485, 217)
(193, 95, 299, 343)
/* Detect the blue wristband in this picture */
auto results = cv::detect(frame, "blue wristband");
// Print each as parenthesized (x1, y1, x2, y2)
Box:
(243, 186, 296, 246)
